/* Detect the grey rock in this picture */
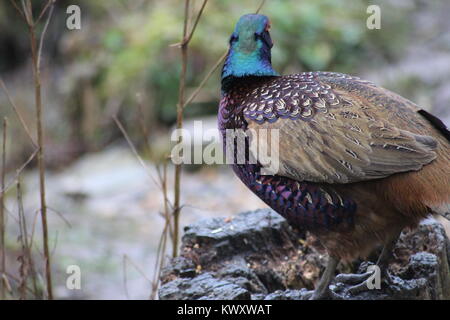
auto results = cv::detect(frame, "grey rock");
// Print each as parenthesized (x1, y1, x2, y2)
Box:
(159, 272, 250, 300)
(159, 209, 450, 300)
(264, 289, 310, 300)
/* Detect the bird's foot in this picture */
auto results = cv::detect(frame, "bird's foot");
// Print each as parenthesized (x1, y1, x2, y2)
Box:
(308, 270, 377, 299)
(334, 271, 375, 296)
(335, 271, 374, 285)
(333, 262, 392, 297)
(301, 290, 314, 300)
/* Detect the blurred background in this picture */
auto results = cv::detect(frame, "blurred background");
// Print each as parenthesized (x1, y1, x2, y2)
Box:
(0, 0, 449, 299)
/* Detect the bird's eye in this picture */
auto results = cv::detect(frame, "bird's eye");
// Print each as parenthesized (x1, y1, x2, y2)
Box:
(229, 34, 238, 45)
(255, 31, 273, 48)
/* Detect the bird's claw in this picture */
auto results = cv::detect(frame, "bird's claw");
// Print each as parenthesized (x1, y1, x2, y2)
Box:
(347, 282, 371, 295)
(301, 290, 314, 300)
(333, 270, 376, 297)
(335, 271, 374, 285)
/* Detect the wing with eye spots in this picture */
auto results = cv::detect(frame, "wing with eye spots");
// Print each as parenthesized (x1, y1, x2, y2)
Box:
(242, 72, 363, 124)
(244, 72, 438, 184)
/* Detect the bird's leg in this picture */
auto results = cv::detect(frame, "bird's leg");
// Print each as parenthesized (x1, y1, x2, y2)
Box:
(376, 231, 401, 278)
(310, 255, 339, 300)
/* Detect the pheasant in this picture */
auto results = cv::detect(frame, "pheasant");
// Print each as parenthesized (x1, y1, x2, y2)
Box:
(218, 14, 450, 299)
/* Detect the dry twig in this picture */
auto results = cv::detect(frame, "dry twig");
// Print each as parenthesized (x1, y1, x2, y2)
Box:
(0, 118, 7, 299)
(10, 0, 56, 299)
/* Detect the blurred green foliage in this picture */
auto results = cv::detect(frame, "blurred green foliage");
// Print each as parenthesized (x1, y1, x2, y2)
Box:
(62, 0, 413, 124)
(0, 0, 416, 163)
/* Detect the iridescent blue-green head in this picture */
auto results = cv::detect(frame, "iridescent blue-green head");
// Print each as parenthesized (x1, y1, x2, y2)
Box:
(222, 14, 278, 84)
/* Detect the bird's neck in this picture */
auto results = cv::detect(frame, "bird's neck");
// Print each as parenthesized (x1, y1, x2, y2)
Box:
(221, 47, 278, 90)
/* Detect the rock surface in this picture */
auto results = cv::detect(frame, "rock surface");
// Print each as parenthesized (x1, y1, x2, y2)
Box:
(159, 209, 450, 300)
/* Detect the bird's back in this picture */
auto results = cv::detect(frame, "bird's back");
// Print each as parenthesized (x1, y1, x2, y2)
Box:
(312, 72, 450, 214)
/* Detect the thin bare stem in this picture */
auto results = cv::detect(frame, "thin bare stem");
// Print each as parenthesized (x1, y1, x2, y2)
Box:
(112, 115, 162, 190)
(0, 274, 11, 298)
(182, 1, 190, 39)
(256, 0, 266, 14)
(9, 0, 26, 21)
(183, 0, 208, 45)
(17, 175, 39, 299)
(114, 107, 175, 299)
(124, 255, 151, 282)
(150, 161, 172, 299)
(173, 0, 191, 258)
(170, 0, 209, 47)
(21, 0, 32, 25)
(36, 0, 54, 25)
(123, 255, 151, 299)
(47, 207, 72, 228)
(8, 0, 56, 299)
(183, 50, 227, 109)
(4, 271, 36, 296)
(0, 118, 7, 300)
(0, 148, 38, 195)
(28, 209, 40, 252)
(27, 0, 53, 299)
(0, 78, 37, 147)
(135, 94, 151, 151)
(132, 96, 175, 297)
(150, 221, 169, 300)
(37, 1, 55, 70)
(160, 161, 173, 239)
